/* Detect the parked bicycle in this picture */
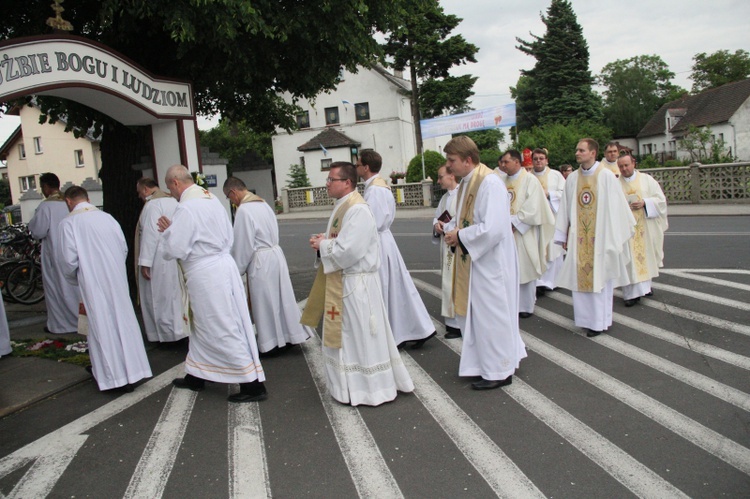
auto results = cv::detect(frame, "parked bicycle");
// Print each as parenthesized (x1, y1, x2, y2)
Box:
(0, 224, 45, 305)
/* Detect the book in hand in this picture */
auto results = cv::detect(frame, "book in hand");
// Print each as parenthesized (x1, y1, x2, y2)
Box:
(437, 210, 452, 223)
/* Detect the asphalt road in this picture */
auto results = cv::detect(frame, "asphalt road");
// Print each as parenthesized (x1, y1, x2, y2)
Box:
(1, 215, 749, 497)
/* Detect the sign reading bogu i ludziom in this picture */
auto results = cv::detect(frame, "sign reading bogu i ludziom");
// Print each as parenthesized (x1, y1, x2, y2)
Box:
(0, 36, 194, 120)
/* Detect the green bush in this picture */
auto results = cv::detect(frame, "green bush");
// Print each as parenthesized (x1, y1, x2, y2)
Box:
(406, 150, 446, 183)
(637, 155, 660, 169)
(515, 120, 612, 167)
(663, 159, 686, 168)
(480, 149, 503, 168)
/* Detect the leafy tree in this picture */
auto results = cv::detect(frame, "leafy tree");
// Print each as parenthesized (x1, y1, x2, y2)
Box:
(515, 120, 612, 167)
(419, 75, 478, 119)
(678, 125, 734, 163)
(460, 129, 505, 151)
(383, 0, 478, 154)
(199, 120, 273, 171)
(0, 0, 409, 296)
(286, 164, 312, 189)
(598, 55, 686, 137)
(406, 150, 445, 183)
(691, 49, 750, 93)
(515, 0, 602, 129)
(479, 149, 503, 168)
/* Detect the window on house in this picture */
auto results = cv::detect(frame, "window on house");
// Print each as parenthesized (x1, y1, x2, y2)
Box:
(355, 102, 370, 122)
(669, 140, 676, 152)
(19, 175, 36, 192)
(321, 158, 332, 171)
(719, 133, 724, 142)
(74, 149, 85, 167)
(33, 137, 43, 154)
(325, 107, 339, 126)
(296, 111, 310, 129)
(18, 143, 26, 160)
(300, 156, 305, 168)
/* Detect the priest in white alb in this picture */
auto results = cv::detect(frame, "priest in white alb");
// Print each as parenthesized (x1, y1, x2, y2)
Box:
(530, 148, 566, 295)
(432, 164, 461, 338)
(28, 173, 79, 334)
(554, 138, 636, 337)
(443, 136, 527, 390)
(57, 186, 152, 392)
(159, 165, 267, 403)
(305, 162, 413, 406)
(617, 152, 668, 306)
(356, 149, 436, 349)
(224, 176, 312, 355)
(497, 150, 555, 318)
(135, 177, 189, 343)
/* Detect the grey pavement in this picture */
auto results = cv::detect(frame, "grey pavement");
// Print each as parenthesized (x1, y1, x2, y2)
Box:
(1, 202, 748, 420)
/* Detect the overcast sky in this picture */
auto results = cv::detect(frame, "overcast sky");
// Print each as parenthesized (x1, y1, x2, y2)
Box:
(1, 0, 748, 147)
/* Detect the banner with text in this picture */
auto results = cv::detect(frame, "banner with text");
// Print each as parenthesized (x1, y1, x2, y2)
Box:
(420, 104, 516, 139)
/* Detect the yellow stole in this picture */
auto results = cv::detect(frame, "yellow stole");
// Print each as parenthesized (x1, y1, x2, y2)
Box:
(504, 169, 527, 215)
(601, 160, 620, 178)
(43, 191, 65, 202)
(369, 177, 391, 190)
(535, 168, 549, 192)
(452, 163, 492, 316)
(300, 191, 366, 348)
(575, 166, 603, 291)
(239, 192, 265, 204)
(621, 174, 649, 281)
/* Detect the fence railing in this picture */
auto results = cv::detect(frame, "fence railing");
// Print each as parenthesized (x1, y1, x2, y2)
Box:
(282, 179, 434, 212)
(281, 163, 750, 212)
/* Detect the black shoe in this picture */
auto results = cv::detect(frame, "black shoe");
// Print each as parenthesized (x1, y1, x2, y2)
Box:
(85, 365, 93, 374)
(444, 326, 462, 339)
(586, 329, 602, 338)
(411, 331, 437, 349)
(645, 291, 653, 297)
(519, 312, 533, 319)
(536, 287, 546, 297)
(173, 374, 205, 391)
(624, 298, 638, 307)
(228, 380, 267, 403)
(105, 384, 134, 393)
(471, 376, 513, 390)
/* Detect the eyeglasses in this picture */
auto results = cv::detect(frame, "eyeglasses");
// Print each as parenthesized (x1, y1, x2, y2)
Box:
(326, 177, 348, 183)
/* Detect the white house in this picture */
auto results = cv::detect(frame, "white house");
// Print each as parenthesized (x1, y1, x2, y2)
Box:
(272, 65, 449, 190)
(0, 104, 102, 206)
(637, 78, 750, 162)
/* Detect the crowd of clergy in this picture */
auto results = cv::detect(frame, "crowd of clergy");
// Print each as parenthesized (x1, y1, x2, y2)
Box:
(0, 135, 666, 408)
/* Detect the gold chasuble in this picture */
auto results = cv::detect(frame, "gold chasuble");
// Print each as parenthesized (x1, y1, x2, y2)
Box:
(239, 192, 265, 204)
(370, 177, 392, 190)
(504, 168, 527, 215)
(601, 160, 620, 178)
(575, 167, 603, 292)
(452, 163, 493, 316)
(301, 191, 366, 348)
(621, 175, 649, 281)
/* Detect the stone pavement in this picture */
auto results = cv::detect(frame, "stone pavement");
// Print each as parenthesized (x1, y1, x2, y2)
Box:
(1, 202, 748, 419)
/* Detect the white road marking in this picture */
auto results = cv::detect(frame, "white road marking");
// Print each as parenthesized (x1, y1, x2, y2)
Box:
(0, 364, 184, 494)
(660, 269, 750, 292)
(550, 290, 750, 368)
(427, 318, 686, 498)
(124, 388, 198, 498)
(649, 281, 750, 312)
(664, 232, 750, 236)
(300, 332, 404, 498)
(534, 304, 750, 412)
(522, 333, 750, 475)
(400, 352, 545, 498)
(228, 386, 270, 499)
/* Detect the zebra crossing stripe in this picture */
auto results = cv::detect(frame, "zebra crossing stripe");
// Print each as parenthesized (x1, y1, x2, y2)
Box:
(400, 353, 545, 498)
(428, 321, 688, 498)
(659, 269, 750, 293)
(533, 305, 750, 412)
(649, 282, 750, 312)
(228, 388, 270, 499)
(300, 332, 404, 498)
(124, 388, 198, 498)
(521, 333, 750, 475)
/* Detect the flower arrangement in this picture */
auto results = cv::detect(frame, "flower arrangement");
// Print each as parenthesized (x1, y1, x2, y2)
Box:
(191, 171, 207, 189)
(389, 171, 407, 184)
(11, 338, 90, 366)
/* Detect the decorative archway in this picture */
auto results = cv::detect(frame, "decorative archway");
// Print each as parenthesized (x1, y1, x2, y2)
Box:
(0, 34, 201, 183)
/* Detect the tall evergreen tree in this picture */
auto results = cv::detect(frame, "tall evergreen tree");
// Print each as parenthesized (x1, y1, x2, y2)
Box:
(514, 0, 602, 129)
(599, 55, 686, 137)
(383, 1, 478, 154)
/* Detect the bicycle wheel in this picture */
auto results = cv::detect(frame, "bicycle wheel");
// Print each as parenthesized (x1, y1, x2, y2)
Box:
(0, 260, 20, 303)
(6, 262, 45, 305)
